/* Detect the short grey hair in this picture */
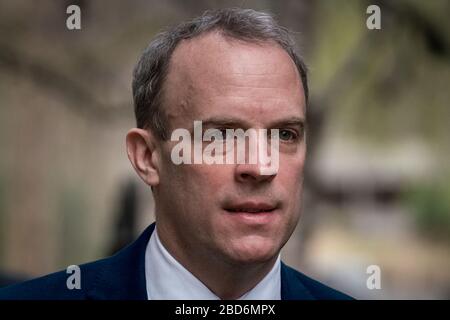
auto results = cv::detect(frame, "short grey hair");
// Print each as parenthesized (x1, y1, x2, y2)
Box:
(132, 8, 309, 140)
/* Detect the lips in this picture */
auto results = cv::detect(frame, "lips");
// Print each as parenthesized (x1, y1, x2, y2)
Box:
(223, 201, 279, 225)
(227, 208, 275, 213)
(224, 202, 277, 214)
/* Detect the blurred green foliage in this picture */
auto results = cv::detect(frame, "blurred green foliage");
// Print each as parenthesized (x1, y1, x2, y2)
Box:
(403, 178, 450, 241)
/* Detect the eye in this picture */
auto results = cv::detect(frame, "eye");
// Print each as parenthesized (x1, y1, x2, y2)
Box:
(279, 129, 297, 141)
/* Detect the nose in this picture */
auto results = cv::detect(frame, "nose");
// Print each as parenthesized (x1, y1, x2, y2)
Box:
(234, 162, 277, 183)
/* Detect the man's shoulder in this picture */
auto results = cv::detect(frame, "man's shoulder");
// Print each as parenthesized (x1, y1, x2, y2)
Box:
(0, 258, 110, 300)
(281, 263, 354, 300)
(0, 224, 153, 300)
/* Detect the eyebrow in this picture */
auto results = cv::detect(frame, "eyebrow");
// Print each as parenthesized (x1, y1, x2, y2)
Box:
(201, 116, 305, 130)
(270, 117, 305, 130)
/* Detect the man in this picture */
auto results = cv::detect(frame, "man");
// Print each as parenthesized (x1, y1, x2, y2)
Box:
(0, 8, 352, 300)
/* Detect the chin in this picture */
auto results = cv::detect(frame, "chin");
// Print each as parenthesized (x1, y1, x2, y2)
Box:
(225, 237, 280, 265)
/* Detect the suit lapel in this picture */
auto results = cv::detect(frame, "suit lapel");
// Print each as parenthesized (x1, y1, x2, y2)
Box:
(281, 262, 315, 300)
(88, 223, 156, 300)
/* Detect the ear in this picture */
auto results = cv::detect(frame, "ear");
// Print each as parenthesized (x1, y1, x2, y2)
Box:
(126, 128, 160, 187)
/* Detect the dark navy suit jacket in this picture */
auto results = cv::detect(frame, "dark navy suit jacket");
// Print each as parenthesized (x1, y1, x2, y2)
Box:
(0, 223, 353, 300)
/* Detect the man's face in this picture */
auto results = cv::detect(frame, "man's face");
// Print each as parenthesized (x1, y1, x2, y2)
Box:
(154, 32, 306, 265)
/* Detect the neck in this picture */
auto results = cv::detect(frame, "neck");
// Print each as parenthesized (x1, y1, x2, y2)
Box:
(156, 222, 279, 299)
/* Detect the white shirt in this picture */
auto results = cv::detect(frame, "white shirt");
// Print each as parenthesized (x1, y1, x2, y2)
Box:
(145, 226, 281, 300)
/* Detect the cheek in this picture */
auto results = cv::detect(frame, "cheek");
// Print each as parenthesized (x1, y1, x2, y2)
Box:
(190, 164, 233, 189)
(277, 153, 305, 215)
(163, 163, 232, 209)
(162, 140, 233, 186)
(279, 152, 305, 184)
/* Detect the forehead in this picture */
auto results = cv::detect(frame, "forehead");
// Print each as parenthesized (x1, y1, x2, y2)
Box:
(163, 32, 305, 127)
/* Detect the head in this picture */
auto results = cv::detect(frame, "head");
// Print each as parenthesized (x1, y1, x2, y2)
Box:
(127, 8, 308, 267)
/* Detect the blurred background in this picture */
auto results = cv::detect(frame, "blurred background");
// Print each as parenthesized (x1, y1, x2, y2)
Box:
(0, 0, 449, 299)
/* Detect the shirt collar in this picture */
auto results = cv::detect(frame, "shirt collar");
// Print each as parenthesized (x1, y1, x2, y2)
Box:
(145, 226, 281, 300)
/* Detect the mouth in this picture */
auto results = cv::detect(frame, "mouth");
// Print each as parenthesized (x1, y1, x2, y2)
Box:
(225, 208, 276, 214)
(223, 202, 278, 214)
(223, 202, 278, 226)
